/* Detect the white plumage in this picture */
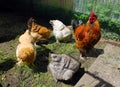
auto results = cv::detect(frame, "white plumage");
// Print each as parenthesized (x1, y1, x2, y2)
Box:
(50, 20, 72, 43)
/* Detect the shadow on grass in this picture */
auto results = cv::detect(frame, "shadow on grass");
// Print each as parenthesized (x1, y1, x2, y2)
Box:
(63, 38, 76, 44)
(36, 36, 56, 45)
(47, 35, 75, 44)
(0, 35, 17, 43)
(30, 45, 53, 73)
(0, 84, 2, 87)
(48, 36, 56, 44)
(60, 68, 85, 86)
(0, 59, 16, 72)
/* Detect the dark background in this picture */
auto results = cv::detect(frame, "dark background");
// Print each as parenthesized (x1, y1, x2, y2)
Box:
(0, 0, 73, 24)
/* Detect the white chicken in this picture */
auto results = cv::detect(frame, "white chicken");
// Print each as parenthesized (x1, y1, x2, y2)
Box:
(49, 20, 72, 43)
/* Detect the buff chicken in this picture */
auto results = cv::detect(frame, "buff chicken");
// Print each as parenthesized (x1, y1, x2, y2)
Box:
(74, 12, 101, 61)
(16, 29, 36, 65)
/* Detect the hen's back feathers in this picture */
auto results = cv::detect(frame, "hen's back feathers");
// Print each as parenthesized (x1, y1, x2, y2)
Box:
(17, 48, 35, 64)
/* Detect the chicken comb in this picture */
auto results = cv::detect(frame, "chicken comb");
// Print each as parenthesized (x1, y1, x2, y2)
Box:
(90, 12, 97, 18)
(90, 12, 95, 17)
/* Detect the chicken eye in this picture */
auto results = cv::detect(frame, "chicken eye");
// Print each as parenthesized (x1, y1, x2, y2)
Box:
(34, 28, 38, 32)
(90, 17, 94, 20)
(92, 17, 95, 20)
(90, 17, 96, 23)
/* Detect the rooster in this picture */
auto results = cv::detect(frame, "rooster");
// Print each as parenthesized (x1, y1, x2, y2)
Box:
(74, 12, 101, 61)
(49, 20, 73, 43)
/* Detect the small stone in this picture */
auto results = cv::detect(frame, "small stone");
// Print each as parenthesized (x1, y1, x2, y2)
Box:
(49, 53, 80, 81)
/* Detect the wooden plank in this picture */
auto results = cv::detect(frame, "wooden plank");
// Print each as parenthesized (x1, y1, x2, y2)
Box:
(75, 44, 120, 87)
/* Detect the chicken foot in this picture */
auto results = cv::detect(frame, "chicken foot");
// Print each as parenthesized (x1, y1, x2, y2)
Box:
(79, 50, 87, 63)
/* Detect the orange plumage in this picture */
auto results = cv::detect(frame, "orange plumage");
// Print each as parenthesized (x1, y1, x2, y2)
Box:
(16, 30, 36, 65)
(28, 17, 51, 41)
(17, 48, 35, 64)
(74, 12, 101, 60)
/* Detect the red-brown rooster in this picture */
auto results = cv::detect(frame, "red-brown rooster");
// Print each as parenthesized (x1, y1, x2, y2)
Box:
(74, 12, 101, 61)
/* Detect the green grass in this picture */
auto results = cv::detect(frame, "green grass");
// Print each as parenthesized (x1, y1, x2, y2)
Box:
(0, 13, 119, 87)
(101, 28, 120, 41)
(0, 36, 79, 87)
(0, 50, 4, 56)
(0, 14, 79, 87)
